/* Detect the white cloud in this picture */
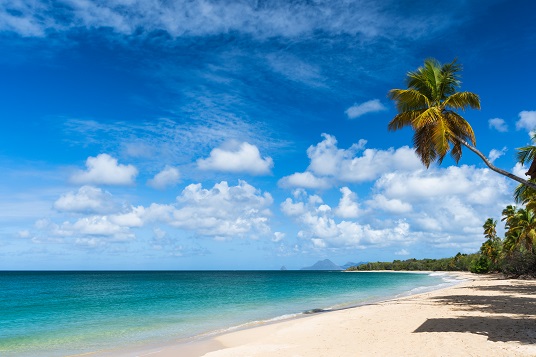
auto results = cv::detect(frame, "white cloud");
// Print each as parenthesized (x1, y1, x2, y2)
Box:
(272, 232, 285, 242)
(367, 194, 412, 214)
(375, 165, 509, 205)
(488, 118, 508, 132)
(71, 154, 138, 185)
(395, 249, 410, 256)
(516, 111, 536, 132)
(34, 215, 135, 243)
(278, 172, 331, 189)
(18, 230, 30, 238)
(345, 99, 387, 119)
(0, 1, 464, 41)
(197, 141, 273, 175)
(54, 186, 117, 214)
(512, 162, 528, 179)
(110, 206, 145, 228)
(488, 147, 507, 164)
(334, 187, 360, 218)
(279, 134, 421, 189)
(266, 53, 326, 87)
(146, 180, 273, 238)
(372, 165, 512, 245)
(281, 190, 412, 249)
(70, 216, 131, 238)
(147, 166, 180, 189)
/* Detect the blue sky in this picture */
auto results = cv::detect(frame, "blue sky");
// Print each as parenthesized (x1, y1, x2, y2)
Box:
(1, 0, 536, 270)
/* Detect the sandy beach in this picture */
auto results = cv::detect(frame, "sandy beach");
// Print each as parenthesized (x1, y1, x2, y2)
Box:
(130, 273, 536, 357)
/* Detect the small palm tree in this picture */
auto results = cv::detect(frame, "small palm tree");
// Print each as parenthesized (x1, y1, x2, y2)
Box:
(480, 218, 501, 266)
(388, 58, 536, 190)
(514, 133, 536, 208)
(502, 206, 536, 254)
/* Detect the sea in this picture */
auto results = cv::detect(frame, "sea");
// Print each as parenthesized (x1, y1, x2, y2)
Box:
(0, 270, 461, 356)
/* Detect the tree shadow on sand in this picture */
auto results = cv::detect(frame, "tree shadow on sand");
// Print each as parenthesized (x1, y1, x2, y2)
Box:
(413, 281, 536, 344)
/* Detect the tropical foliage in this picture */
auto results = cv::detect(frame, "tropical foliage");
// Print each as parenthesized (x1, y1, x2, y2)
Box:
(359, 58, 536, 277)
(347, 253, 477, 272)
(389, 58, 536, 190)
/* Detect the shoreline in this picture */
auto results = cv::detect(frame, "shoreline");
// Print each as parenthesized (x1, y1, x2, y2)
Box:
(111, 272, 467, 357)
(119, 272, 536, 357)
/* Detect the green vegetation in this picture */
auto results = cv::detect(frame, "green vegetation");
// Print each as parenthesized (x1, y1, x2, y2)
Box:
(357, 58, 536, 278)
(347, 201, 536, 277)
(388, 58, 536, 189)
(347, 253, 478, 272)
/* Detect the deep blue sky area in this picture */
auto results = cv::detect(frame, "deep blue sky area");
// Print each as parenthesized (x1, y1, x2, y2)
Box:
(1, 0, 536, 269)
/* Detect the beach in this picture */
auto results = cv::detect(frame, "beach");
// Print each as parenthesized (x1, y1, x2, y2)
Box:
(136, 273, 536, 357)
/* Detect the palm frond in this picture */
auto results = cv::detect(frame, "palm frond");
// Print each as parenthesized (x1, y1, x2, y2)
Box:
(438, 59, 461, 98)
(387, 89, 429, 112)
(432, 116, 451, 161)
(516, 134, 536, 165)
(388, 111, 422, 131)
(443, 91, 481, 111)
(445, 112, 476, 145)
(412, 106, 442, 128)
(413, 125, 437, 167)
(450, 140, 463, 163)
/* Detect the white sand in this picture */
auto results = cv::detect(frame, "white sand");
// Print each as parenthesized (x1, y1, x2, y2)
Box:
(131, 273, 536, 357)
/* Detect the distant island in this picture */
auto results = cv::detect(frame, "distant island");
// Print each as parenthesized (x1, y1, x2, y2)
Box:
(301, 259, 342, 270)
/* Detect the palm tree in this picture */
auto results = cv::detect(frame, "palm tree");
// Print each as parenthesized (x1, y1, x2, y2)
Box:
(388, 58, 536, 190)
(480, 218, 501, 266)
(514, 133, 536, 208)
(502, 206, 536, 254)
(483, 218, 497, 240)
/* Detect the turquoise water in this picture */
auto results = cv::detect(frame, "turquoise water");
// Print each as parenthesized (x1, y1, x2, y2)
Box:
(0, 271, 455, 356)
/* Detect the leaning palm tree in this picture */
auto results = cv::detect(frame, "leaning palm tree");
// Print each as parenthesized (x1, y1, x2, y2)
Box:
(514, 133, 536, 208)
(388, 58, 536, 190)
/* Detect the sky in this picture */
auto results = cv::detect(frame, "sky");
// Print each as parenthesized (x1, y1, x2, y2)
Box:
(1, 0, 536, 270)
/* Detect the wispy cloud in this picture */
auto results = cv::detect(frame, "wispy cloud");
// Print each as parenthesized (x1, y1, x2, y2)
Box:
(345, 99, 387, 119)
(63, 116, 286, 170)
(0, 0, 468, 40)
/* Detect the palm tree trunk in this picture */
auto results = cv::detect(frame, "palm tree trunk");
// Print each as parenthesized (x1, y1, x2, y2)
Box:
(454, 135, 536, 190)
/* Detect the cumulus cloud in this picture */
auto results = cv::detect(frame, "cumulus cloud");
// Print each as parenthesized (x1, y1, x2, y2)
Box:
(488, 118, 508, 132)
(516, 111, 536, 132)
(34, 215, 135, 244)
(367, 194, 412, 214)
(147, 166, 180, 189)
(345, 99, 387, 119)
(281, 162, 513, 253)
(278, 172, 331, 189)
(513, 162, 528, 179)
(71, 154, 138, 185)
(395, 249, 410, 256)
(372, 165, 512, 241)
(279, 134, 421, 188)
(145, 180, 273, 238)
(281, 189, 411, 249)
(54, 186, 118, 214)
(197, 141, 273, 175)
(334, 187, 361, 218)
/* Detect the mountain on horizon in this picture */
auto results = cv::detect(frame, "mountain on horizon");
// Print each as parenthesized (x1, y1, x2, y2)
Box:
(340, 261, 368, 269)
(300, 259, 343, 271)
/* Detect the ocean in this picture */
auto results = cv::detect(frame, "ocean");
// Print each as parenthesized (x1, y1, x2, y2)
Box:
(0, 271, 459, 356)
